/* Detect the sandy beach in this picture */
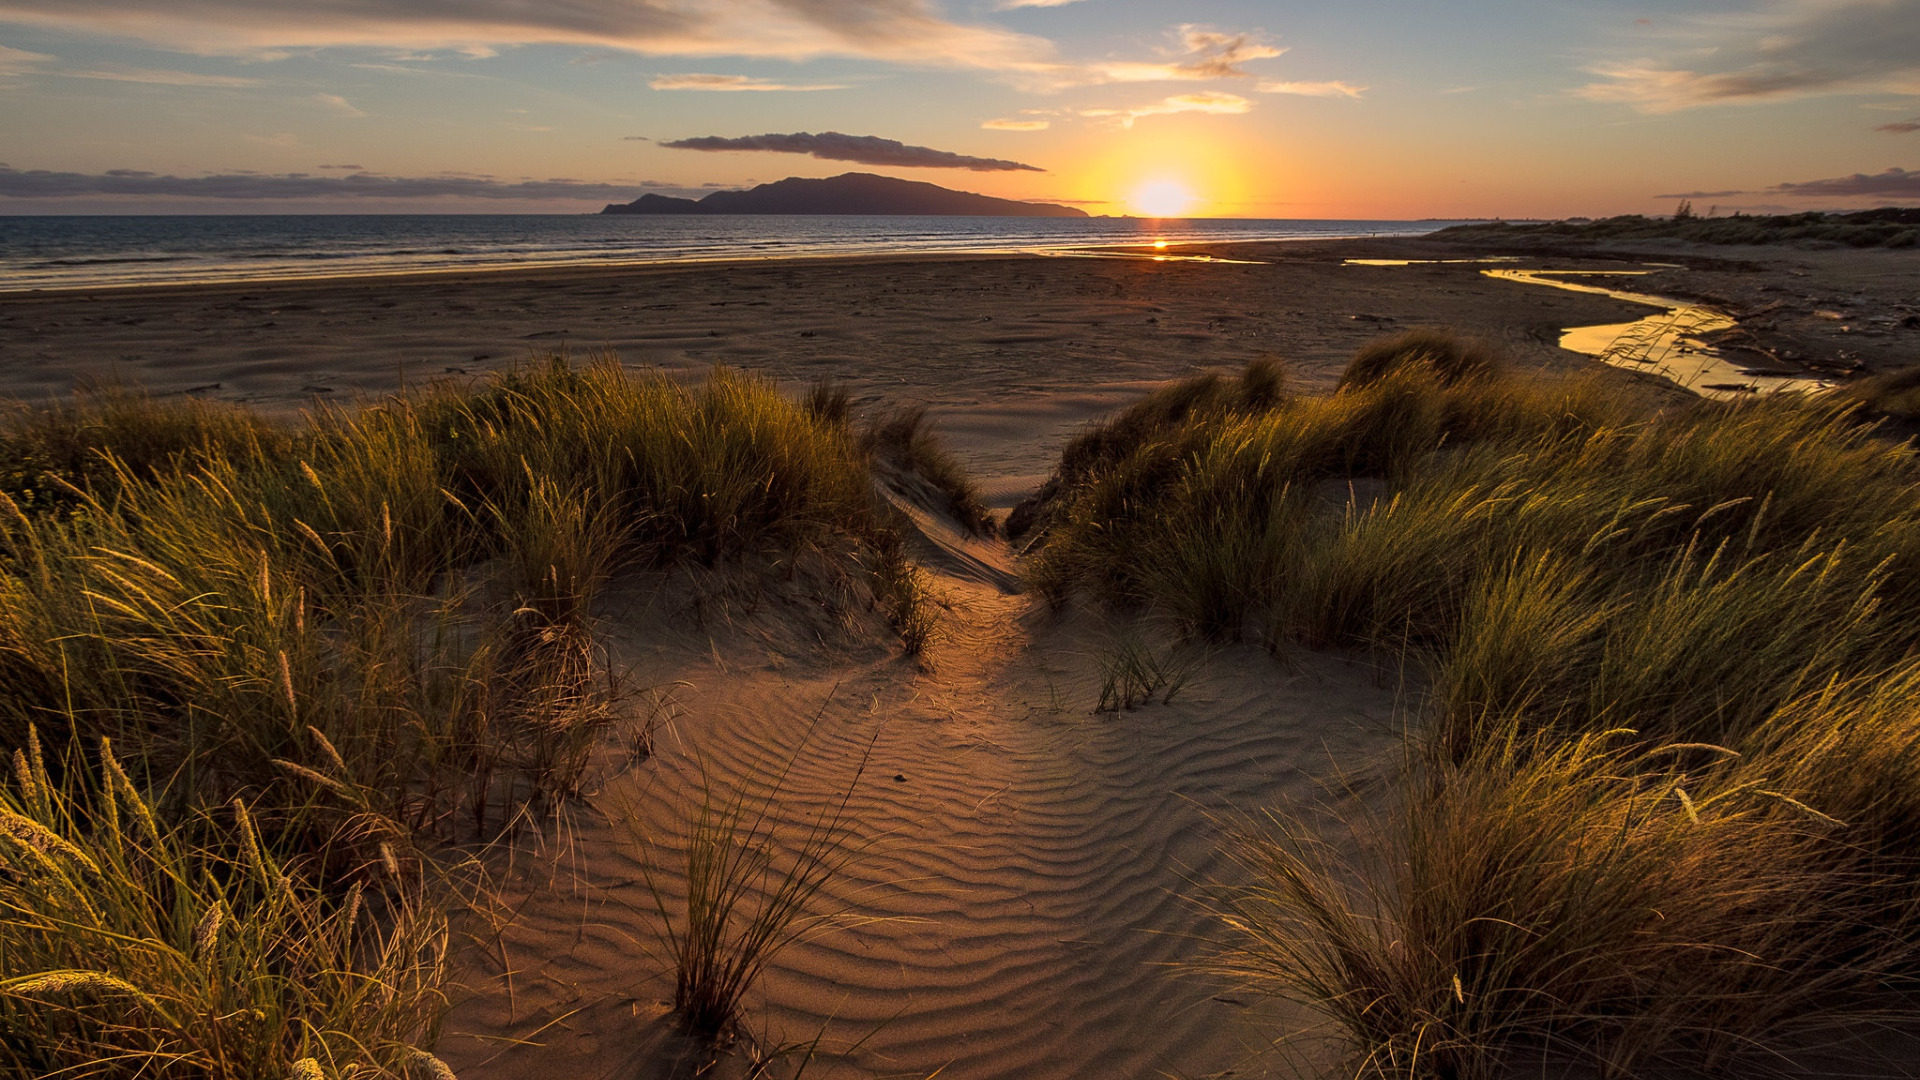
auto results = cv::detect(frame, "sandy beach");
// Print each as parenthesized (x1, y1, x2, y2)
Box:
(4, 236, 1918, 1079)
(16, 234, 1908, 507)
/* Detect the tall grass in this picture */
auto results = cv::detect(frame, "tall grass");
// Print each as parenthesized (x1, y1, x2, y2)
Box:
(1207, 721, 1919, 1079)
(1025, 337, 1920, 1073)
(0, 358, 941, 1077)
(0, 732, 452, 1079)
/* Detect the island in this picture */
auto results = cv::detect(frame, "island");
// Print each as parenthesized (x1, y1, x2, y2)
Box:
(600, 172, 1088, 218)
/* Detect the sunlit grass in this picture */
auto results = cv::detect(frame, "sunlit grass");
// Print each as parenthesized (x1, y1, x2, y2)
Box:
(1023, 337, 1920, 1073)
(0, 359, 943, 1076)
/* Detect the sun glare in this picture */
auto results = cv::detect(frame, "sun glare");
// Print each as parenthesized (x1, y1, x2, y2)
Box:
(1133, 179, 1195, 218)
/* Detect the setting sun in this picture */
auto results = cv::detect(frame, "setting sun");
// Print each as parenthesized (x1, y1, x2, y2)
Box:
(1132, 179, 1196, 218)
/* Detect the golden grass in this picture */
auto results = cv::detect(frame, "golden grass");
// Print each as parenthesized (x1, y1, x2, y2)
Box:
(1025, 337, 1920, 1074)
(0, 359, 940, 1077)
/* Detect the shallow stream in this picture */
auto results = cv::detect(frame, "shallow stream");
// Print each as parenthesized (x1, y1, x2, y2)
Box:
(1344, 259, 1830, 399)
(1484, 268, 1829, 398)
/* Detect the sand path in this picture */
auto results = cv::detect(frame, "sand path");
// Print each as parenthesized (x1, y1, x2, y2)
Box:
(438, 524, 1407, 1078)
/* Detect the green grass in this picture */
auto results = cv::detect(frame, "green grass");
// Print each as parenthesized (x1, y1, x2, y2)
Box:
(1023, 337, 1920, 1074)
(0, 359, 940, 1077)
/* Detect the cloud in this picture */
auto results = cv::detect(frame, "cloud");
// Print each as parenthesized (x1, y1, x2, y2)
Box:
(997, 0, 1084, 8)
(1090, 25, 1284, 83)
(649, 72, 847, 91)
(0, 42, 53, 79)
(58, 65, 259, 86)
(1577, 0, 1920, 112)
(313, 92, 365, 116)
(317, 163, 364, 170)
(658, 131, 1042, 171)
(1656, 167, 1920, 201)
(1257, 79, 1364, 98)
(0, 0, 1058, 74)
(0, 164, 683, 201)
(1879, 118, 1920, 133)
(1771, 166, 1920, 198)
(981, 117, 1049, 130)
(1080, 90, 1251, 128)
(1653, 188, 1754, 198)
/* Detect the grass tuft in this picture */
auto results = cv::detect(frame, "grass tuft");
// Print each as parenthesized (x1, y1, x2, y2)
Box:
(865, 404, 991, 534)
(640, 716, 876, 1047)
(1337, 330, 1504, 391)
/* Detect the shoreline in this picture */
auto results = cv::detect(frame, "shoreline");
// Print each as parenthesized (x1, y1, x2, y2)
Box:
(0, 231, 1422, 302)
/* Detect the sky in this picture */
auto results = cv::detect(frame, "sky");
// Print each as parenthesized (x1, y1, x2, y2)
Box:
(0, 0, 1916, 218)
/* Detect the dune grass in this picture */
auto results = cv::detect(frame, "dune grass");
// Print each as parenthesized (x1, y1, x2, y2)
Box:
(1023, 337, 1920, 1074)
(0, 360, 937, 1077)
(638, 719, 878, 1048)
(865, 403, 991, 535)
(0, 731, 453, 1079)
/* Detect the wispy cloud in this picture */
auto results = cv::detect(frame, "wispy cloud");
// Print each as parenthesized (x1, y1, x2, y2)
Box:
(0, 43, 53, 80)
(649, 73, 848, 91)
(1878, 118, 1920, 133)
(0, 164, 685, 201)
(58, 65, 260, 86)
(1257, 79, 1364, 98)
(659, 131, 1043, 171)
(1080, 91, 1251, 128)
(0, 0, 1059, 73)
(1773, 166, 1920, 198)
(1089, 26, 1284, 83)
(1654, 188, 1753, 199)
(981, 117, 1049, 130)
(1577, 0, 1920, 112)
(312, 92, 365, 116)
(996, 0, 1085, 8)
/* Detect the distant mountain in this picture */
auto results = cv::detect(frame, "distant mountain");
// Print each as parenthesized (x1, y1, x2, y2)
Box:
(600, 172, 1087, 218)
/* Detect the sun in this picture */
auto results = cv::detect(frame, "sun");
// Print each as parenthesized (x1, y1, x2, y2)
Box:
(1132, 179, 1196, 218)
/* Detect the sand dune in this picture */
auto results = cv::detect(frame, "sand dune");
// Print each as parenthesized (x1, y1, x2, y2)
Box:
(438, 515, 1408, 1078)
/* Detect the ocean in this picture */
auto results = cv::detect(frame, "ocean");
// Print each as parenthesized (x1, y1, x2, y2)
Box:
(0, 214, 1461, 292)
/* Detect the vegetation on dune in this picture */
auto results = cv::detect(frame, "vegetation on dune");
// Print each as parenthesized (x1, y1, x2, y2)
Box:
(1433, 205, 1920, 249)
(0, 360, 937, 1076)
(1024, 337, 1920, 1075)
(1836, 364, 1920, 426)
(864, 402, 991, 535)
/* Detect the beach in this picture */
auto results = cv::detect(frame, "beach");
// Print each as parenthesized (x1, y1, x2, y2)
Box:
(5, 235, 1920, 1079)
(0, 235, 1831, 503)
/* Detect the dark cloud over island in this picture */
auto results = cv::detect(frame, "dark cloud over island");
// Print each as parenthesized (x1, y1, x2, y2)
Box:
(658, 131, 1043, 172)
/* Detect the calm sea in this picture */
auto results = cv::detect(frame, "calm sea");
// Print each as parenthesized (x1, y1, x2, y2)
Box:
(0, 215, 1460, 292)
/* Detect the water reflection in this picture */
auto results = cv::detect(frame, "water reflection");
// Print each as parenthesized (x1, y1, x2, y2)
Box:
(1484, 269, 1830, 399)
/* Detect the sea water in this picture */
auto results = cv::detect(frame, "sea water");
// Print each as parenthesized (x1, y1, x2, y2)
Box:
(0, 214, 1459, 292)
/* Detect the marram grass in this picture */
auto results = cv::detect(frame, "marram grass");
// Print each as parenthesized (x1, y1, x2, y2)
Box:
(0, 359, 947, 1077)
(1024, 338, 1920, 1075)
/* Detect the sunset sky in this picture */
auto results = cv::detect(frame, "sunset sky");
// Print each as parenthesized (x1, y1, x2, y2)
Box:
(1, 0, 1916, 217)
